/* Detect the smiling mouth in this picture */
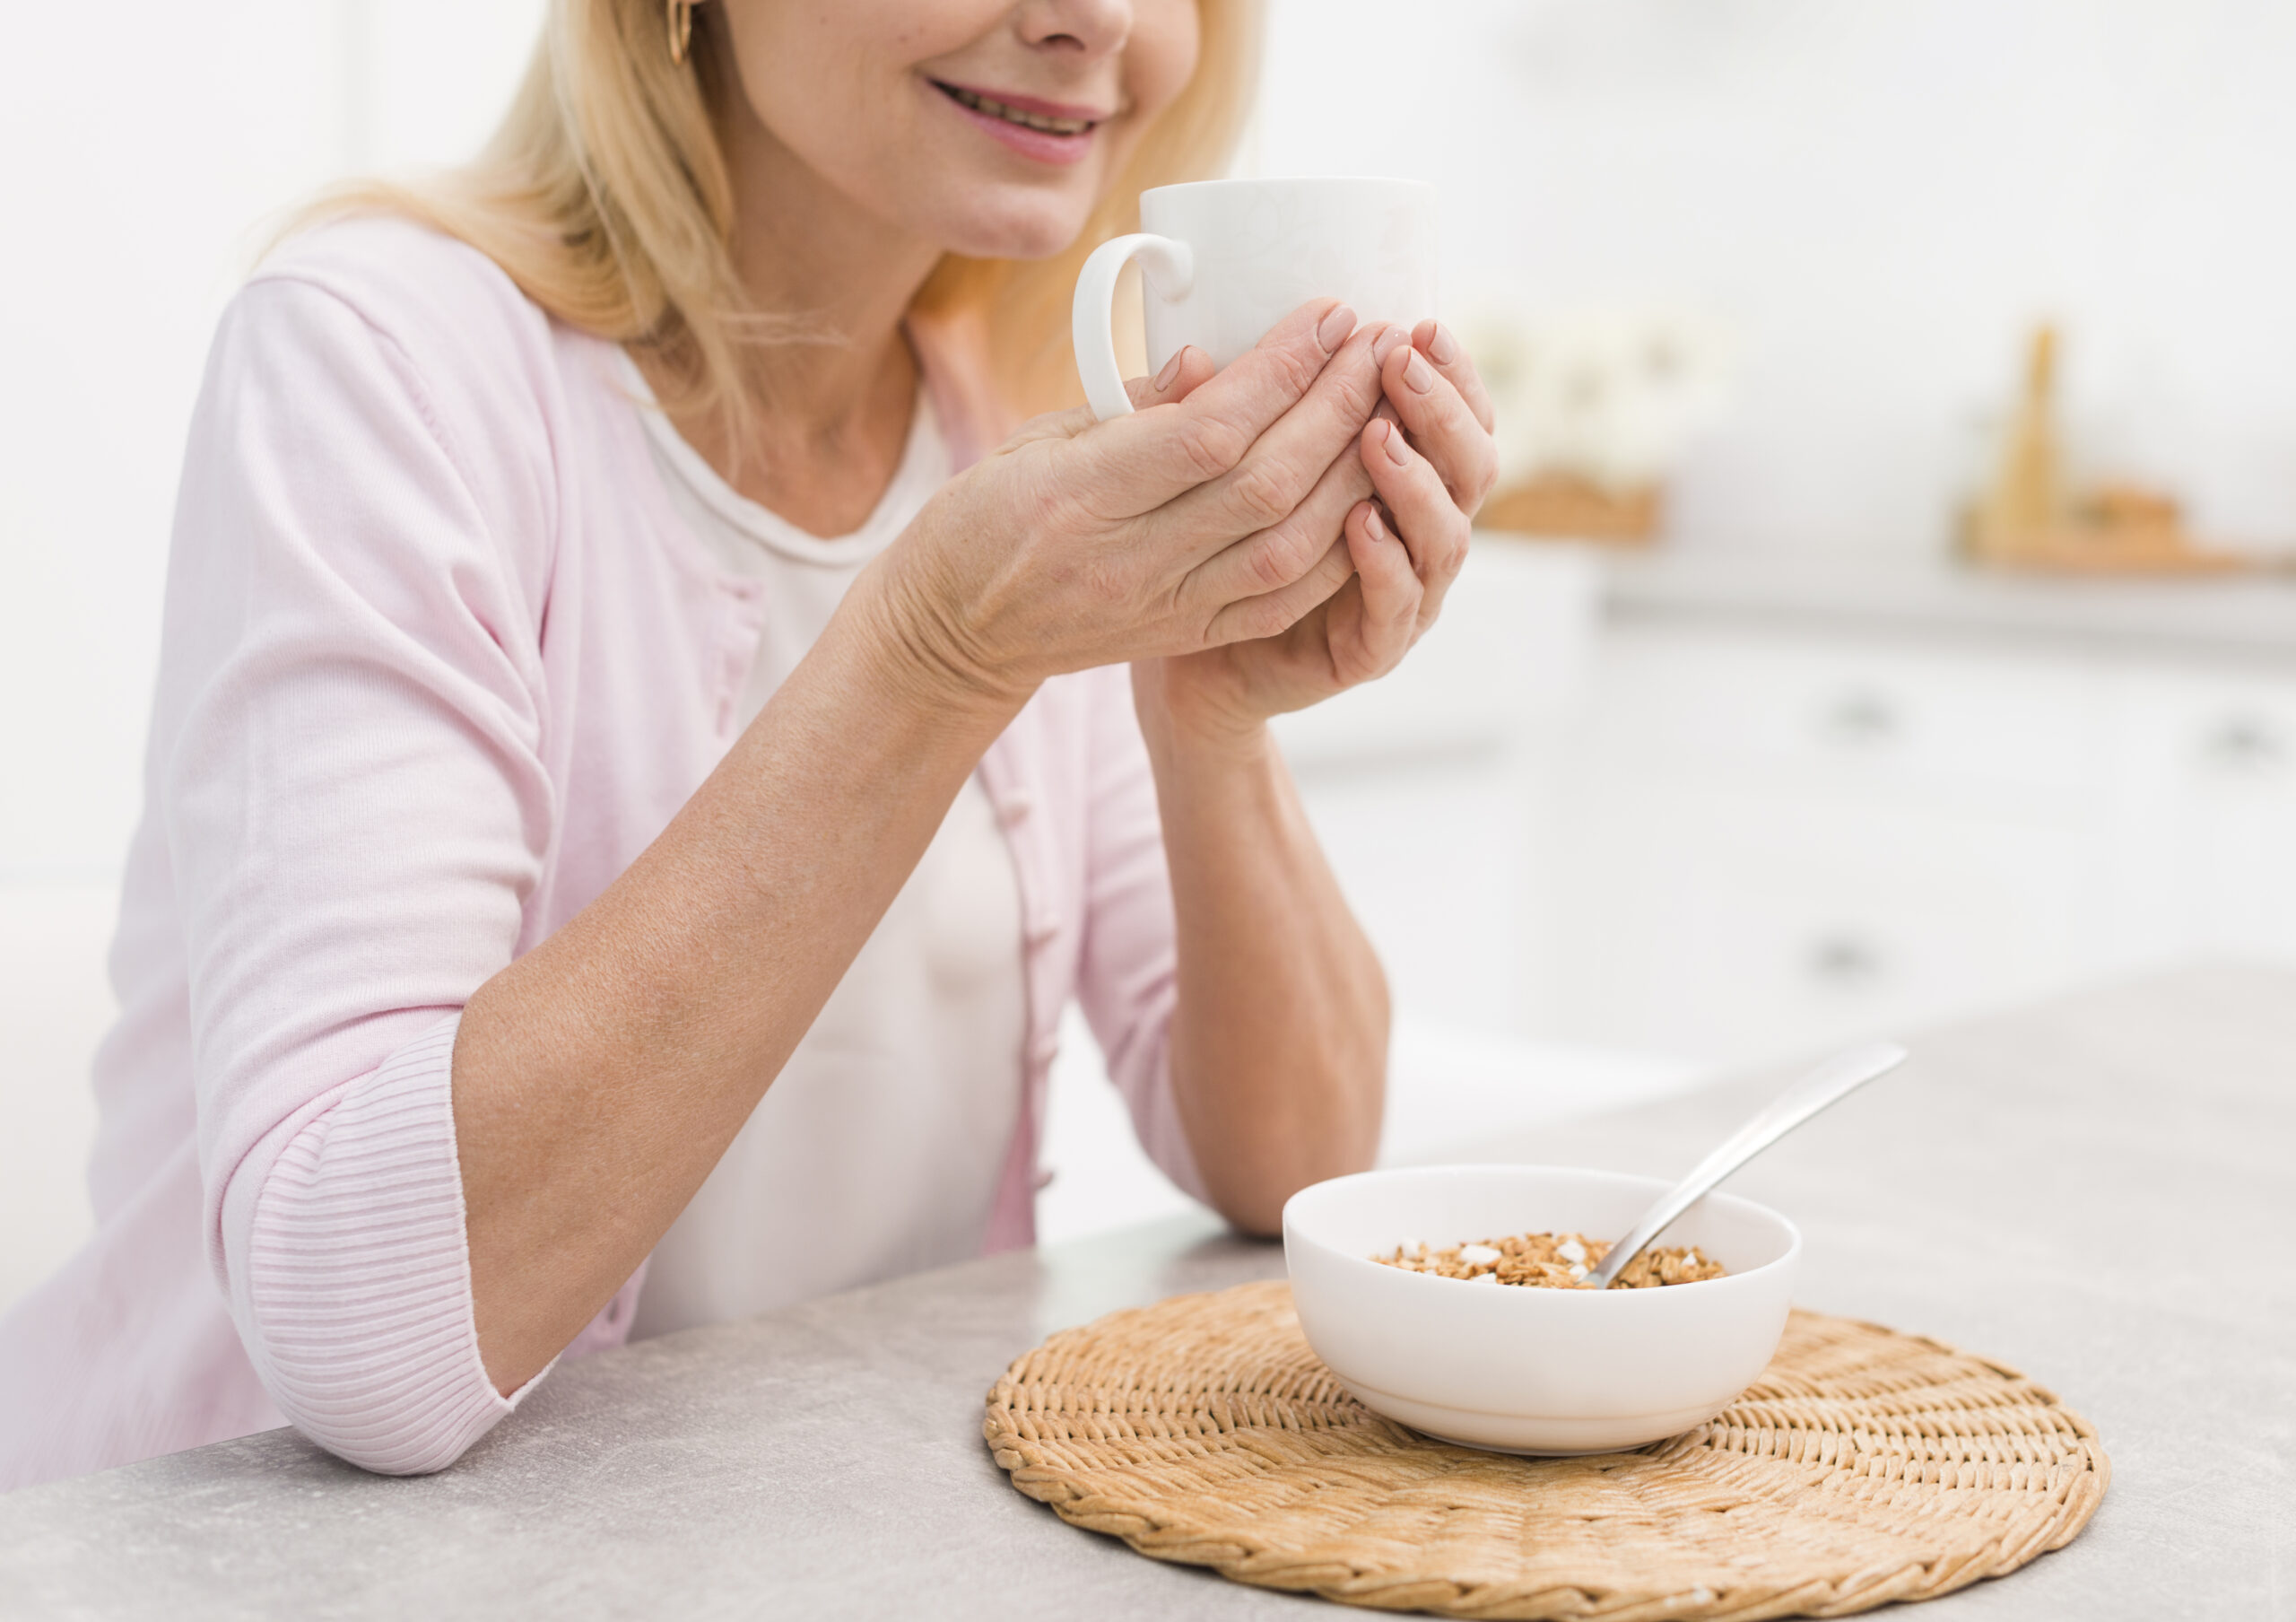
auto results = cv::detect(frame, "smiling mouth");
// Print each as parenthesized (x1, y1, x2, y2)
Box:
(931, 81, 1100, 136)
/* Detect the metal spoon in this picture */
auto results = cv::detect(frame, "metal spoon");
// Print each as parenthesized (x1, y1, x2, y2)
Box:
(1580, 1041, 1910, 1290)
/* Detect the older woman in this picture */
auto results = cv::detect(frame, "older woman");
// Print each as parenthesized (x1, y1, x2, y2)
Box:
(0, 0, 1494, 1488)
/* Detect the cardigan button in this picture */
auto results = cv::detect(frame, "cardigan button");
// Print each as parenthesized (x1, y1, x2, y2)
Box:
(997, 793, 1033, 827)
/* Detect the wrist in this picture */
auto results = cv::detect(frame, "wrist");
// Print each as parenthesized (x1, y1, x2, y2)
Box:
(849, 546, 1039, 724)
(1132, 658, 1274, 771)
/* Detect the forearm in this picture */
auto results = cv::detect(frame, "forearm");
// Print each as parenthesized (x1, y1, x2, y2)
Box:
(1137, 675, 1387, 1235)
(453, 575, 1024, 1390)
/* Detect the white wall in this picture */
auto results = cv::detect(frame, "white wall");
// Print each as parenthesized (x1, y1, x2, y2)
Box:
(4, 5, 331, 879)
(0, 0, 545, 884)
(8, 4, 2292, 1268)
(1254, 0, 2296, 556)
(13, 1, 2291, 879)
(0, 886, 113, 1304)
(0, 2, 543, 1309)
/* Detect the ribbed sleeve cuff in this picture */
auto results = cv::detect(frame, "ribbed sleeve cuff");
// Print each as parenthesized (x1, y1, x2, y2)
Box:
(242, 1013, 547, 1474)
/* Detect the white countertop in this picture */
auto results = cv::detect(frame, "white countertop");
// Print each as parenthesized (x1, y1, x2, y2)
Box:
(3, 964, 2289, 1618)
(1587, 547, 2296, 661)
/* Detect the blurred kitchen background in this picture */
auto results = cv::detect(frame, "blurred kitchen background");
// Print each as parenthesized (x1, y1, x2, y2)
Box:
(7, 0, 2296, 1304)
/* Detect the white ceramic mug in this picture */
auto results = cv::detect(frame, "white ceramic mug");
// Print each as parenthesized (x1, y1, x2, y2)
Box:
(1072, 178, 1439, 422)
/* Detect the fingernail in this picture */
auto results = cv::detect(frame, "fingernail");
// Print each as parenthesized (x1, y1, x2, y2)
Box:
(1361, 505, 1389, 541)
(1403, 350, 1437, 395)
(1373, 326, 1409, 366)
(1318, 304, 1358, 353)
(1153, 348, 1186, 390)
(1378, 419, 1412, 466)
(1427, 322, 1460, 365)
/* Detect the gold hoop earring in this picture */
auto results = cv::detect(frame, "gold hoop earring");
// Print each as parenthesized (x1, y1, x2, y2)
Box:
(666, 0, 693, 66)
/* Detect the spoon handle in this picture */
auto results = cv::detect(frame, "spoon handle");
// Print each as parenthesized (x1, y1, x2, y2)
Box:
(1584, 1041, 1910, 1290)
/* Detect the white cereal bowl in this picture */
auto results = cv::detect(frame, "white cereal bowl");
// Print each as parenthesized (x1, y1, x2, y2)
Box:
(1283, 1164, 1801, 1454)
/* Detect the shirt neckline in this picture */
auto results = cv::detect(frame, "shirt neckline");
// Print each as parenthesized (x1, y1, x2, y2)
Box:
(613, 346, 944, 571)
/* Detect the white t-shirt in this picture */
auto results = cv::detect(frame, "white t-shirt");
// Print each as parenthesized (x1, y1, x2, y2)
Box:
(615, 353, 1028, 1338)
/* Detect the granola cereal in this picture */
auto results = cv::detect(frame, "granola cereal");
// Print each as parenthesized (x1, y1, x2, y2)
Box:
(1373, 1231, 1725, 1289)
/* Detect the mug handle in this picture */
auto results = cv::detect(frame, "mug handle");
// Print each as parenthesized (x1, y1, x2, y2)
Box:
(1072, 233, 1196, 423)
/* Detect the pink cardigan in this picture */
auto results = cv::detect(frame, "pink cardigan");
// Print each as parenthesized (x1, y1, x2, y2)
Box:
(0, 219, 1206, 1491)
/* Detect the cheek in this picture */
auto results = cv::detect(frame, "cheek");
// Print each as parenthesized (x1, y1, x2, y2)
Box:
(718, 0, 977, 166)
(718, 6, 843, 147)
(1126, 0, 1205, 126)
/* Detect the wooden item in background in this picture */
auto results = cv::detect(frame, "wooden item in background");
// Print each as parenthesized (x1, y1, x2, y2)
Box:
(987, 1278, 2107, 1619)
(1964, 325, 2254, 575)
(1481, 473, 1662, 545)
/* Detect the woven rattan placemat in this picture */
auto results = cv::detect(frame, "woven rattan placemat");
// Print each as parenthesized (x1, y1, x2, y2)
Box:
(986, 1280, 2107, 1618)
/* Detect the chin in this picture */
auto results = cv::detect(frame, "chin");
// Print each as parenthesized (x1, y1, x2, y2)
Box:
(927, 182, 1104, 264)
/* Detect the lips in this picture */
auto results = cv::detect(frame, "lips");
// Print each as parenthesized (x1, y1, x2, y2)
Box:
(933, 81, 1101, 135)
(928, 79, 1109, 165)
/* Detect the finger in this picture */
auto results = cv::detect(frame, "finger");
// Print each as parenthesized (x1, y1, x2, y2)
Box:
(1360, 417, 1471, 635)
(1066, 299, 1359, 518)
(996, 344, 1220, 455)
(1380, 331, 1500, 516)
(1201, 535, 1356, 648)
(996, 401, 1098, 453)
(1333, 501, 1423, 682)
(1181, 423, 1377, 627)
(1151, 318, 1388, 562)
(1129, 344, 1218, 409)
(1413, 319, 1497, 434)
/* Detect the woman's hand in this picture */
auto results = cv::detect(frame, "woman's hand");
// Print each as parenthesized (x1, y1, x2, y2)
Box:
(858, 300, 1392, 711)
(1118, 323, 1495, 1232)
(1137, 320, 1500, 744)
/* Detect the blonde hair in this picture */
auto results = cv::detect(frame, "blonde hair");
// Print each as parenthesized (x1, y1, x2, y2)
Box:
(300, 0, 1259, 432)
